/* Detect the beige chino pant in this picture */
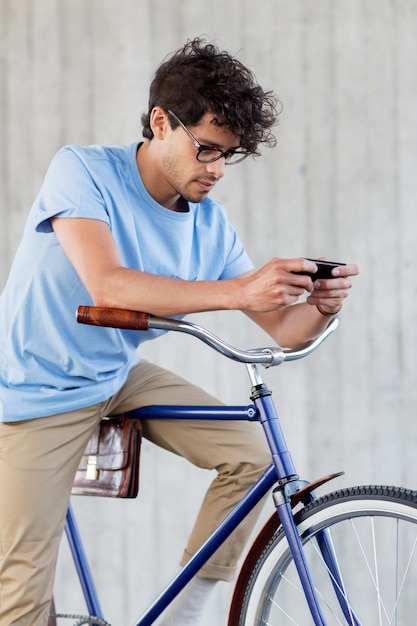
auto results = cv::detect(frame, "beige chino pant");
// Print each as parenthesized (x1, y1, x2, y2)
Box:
(0, 360, 270, 625)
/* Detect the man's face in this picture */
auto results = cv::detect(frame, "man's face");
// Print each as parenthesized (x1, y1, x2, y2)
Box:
(160, 112, 242, 204)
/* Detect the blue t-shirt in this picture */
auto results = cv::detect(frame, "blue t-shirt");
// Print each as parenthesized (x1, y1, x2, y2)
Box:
(0, 143, 254, 422)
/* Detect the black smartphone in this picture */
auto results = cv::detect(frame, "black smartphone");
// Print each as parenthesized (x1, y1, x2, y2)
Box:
(293, 258, 346, 280)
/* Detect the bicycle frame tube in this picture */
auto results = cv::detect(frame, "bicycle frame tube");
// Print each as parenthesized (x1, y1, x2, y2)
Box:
(125, 404, 259, 420)
(253, 389, 328, 625)
(65, 405, 272, 626)
(255, 389, 360, 625)
(65, 465, 277, 626)
(133, 464, 277, 626)
(65, 503, 104, 622)
(65, 399, 350, 626)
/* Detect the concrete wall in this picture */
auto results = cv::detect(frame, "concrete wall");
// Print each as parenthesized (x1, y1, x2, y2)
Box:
(1, 1, 417, 624)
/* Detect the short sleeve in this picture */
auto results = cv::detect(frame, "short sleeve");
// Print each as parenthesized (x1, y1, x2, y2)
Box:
(34, 147, 111, 233)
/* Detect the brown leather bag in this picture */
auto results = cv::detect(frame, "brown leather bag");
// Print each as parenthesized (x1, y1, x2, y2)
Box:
(72, 415, 141, 498)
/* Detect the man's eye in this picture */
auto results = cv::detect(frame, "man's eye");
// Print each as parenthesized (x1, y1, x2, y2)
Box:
(202, 148, 221, 157)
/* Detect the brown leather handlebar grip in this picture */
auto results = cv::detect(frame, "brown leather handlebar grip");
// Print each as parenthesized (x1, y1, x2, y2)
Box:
(77, 306, 150, 330)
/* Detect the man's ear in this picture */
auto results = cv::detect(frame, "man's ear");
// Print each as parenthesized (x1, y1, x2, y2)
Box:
(149, 106, 170, 140)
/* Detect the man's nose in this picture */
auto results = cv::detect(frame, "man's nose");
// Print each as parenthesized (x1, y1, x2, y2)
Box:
(205, 157, 226, 179)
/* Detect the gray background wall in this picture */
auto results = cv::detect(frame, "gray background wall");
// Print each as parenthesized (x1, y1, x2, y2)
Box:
(1, 1, 417, 624)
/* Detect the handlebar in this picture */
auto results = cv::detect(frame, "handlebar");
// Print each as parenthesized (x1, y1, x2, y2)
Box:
(76, 306, 339, 368)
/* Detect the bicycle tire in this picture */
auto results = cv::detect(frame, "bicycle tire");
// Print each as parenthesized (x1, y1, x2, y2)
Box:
(229, 485, 417, 625)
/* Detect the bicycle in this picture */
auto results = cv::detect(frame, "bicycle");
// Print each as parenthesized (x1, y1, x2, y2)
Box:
(49, 305, 417, 626)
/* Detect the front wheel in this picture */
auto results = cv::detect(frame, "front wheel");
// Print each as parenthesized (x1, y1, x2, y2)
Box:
(230, 485, 417, 625)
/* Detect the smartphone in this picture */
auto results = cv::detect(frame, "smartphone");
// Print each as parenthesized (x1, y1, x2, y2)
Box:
(293, 258, 346, 280)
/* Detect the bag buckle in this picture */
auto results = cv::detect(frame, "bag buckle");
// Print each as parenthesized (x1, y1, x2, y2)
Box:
(86, 455, 99, 480)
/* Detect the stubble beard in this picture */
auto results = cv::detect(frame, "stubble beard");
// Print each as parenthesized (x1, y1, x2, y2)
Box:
(162, 153, 212, 204)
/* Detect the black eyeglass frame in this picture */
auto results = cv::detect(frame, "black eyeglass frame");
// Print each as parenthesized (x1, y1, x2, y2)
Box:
(167, 110, 250, 165)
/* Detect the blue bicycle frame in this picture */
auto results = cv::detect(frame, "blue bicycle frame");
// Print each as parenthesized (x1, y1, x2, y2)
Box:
(65, 376, 355, 626)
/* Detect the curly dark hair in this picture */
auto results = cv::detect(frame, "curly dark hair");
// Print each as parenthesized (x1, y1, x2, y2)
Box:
(141, 37, 280, 155)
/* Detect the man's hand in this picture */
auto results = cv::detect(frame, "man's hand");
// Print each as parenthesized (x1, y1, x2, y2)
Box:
(306, 263, 359, 315)
(237, 257, 322, 312)
(243, 258, 359, 349)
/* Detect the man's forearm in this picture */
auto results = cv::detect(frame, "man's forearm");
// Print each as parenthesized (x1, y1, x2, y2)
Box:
(95, 267, 240, 316)
(245, 301, 336, 350)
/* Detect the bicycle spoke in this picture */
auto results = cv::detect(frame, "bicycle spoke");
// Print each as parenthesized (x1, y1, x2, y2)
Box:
(348, 516, 417, 625)
(348, 517, 388, 624)
(388, 528, 417, 624)
(270, 575, 305, 624)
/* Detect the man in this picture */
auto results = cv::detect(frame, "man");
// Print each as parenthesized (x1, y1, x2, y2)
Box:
(0, 37, 358, 625)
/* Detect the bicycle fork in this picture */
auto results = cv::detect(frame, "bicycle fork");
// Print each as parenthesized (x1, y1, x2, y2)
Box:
(250, 367, 361, 626)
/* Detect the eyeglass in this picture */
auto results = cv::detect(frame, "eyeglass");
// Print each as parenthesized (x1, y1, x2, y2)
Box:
(167, 110, 251, 165)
